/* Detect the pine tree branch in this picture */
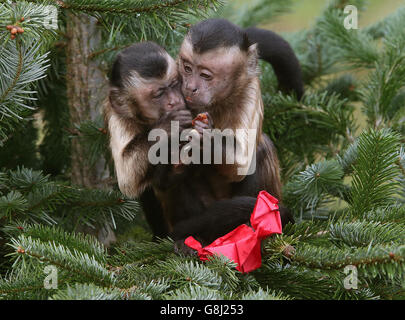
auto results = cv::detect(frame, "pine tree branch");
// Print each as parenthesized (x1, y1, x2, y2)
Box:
(292, 243, 405, 273)
(329, 221, 405, 247)
(0, 284, 44, 294)
(225, 0, 293, 28)
(0, 39, 50, 140)
(283, 159, 346, 211)
(10, 235, 115, 288)
(253, 261, 336, 299)
(397, 149, 405, 177)
(87, 45, 126, 60)
(350, 129, 401, 215)
(361, 205, 405, 224)
(49, 283, 122, 300)
(0, 271, 52, 297)
(317, 8, 379, 68)
(25, 0, 219, 15)
(8, 224, 108, 262)
(0, 40, 24, 110)
(26, 184, 71, 214)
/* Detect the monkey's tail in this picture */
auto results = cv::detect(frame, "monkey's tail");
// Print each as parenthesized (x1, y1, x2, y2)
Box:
(244, 27, 304, 100)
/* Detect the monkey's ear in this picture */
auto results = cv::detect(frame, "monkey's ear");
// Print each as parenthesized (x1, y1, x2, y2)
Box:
(109, 87, 133, 118)
(247, 43, 259, 76)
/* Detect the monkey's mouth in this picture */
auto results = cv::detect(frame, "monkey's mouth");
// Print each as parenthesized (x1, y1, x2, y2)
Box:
(184, 95, 210, 114)
(185, 96, 205, 107)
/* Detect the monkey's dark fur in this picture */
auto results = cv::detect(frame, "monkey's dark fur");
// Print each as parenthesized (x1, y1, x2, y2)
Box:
(110, 42, 168, 86)
(190, 19, 250, 53)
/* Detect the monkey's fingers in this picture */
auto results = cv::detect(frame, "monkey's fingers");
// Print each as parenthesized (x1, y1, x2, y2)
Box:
(174, 239, 198, 256)
(177, 110, 193, 117)
(178, 118, 193, 129)
(194, 120, 210, 132)
(175, 111, 193, 125)
(204, 112, 214, 128)
(167, 110, 192, 124)
(176, 115, 193, 122)
(193, 125, 208, 141)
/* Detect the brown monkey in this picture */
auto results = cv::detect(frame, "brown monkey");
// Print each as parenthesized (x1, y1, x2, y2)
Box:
(177, 19, 290, 201)
(106, 42, 191, 197)
(167, 20, 302, 246)
(104, 41, 193, 238)
(105, 42, 236, 239)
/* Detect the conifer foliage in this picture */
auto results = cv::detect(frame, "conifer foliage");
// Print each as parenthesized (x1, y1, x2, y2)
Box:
(0, 0, 404, 300)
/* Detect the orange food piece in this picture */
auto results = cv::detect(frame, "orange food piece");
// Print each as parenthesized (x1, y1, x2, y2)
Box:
(192, 113, 208, 126)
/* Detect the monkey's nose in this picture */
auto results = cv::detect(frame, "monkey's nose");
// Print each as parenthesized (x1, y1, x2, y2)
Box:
(185, 84, 198, 95)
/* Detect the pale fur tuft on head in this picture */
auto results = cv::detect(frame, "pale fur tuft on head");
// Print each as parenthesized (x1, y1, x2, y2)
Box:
(246, 43, 260, 78)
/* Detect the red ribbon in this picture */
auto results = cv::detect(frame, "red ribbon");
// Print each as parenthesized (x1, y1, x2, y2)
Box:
(184, 191, 282, 273)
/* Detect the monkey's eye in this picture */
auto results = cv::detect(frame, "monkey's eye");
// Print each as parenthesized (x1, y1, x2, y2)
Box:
(200, 73, 212, 80)
(184, 65, 192, 74)
(153, 90, 165, 99)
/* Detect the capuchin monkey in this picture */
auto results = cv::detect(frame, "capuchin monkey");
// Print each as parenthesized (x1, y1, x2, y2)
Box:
(177, 19, 303, 201)
(106, 19, 302, 247)
(105, 42, 192, 238)
(169, 19, 301, 245)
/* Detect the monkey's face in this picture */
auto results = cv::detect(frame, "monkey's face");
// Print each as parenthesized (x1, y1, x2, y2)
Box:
(178, 40, 245, 113)
(116, 54, 186, 124)
(130, 76, 185, 121)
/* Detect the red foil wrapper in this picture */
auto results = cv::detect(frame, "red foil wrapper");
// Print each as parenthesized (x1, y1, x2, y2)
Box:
(185, 191, 282, 273)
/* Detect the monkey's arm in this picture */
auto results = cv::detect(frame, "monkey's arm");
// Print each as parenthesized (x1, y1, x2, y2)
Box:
(139, 187, 169, 239)
(107, 112, 152, 198)
(212, 78, 264, 183)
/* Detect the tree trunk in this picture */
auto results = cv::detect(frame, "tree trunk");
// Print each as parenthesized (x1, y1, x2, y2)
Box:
(66, 12, 108, 188)
(65, 12, 115, 246)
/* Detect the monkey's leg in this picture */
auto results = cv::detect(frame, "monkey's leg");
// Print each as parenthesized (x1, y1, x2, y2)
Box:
(171, 196, 293, 249)
(171, 196, 255, 247)
(139, 188, 169, 240)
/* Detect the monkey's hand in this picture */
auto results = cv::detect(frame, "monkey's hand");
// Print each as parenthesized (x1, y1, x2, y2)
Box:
(175, 109, 194, 131)
(163, 110, 193, 172)
(192, 112, 213, 137)
(159, 110, 193, 131)
(157, 109, 193, 133)
(174, 239, 198, 256)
